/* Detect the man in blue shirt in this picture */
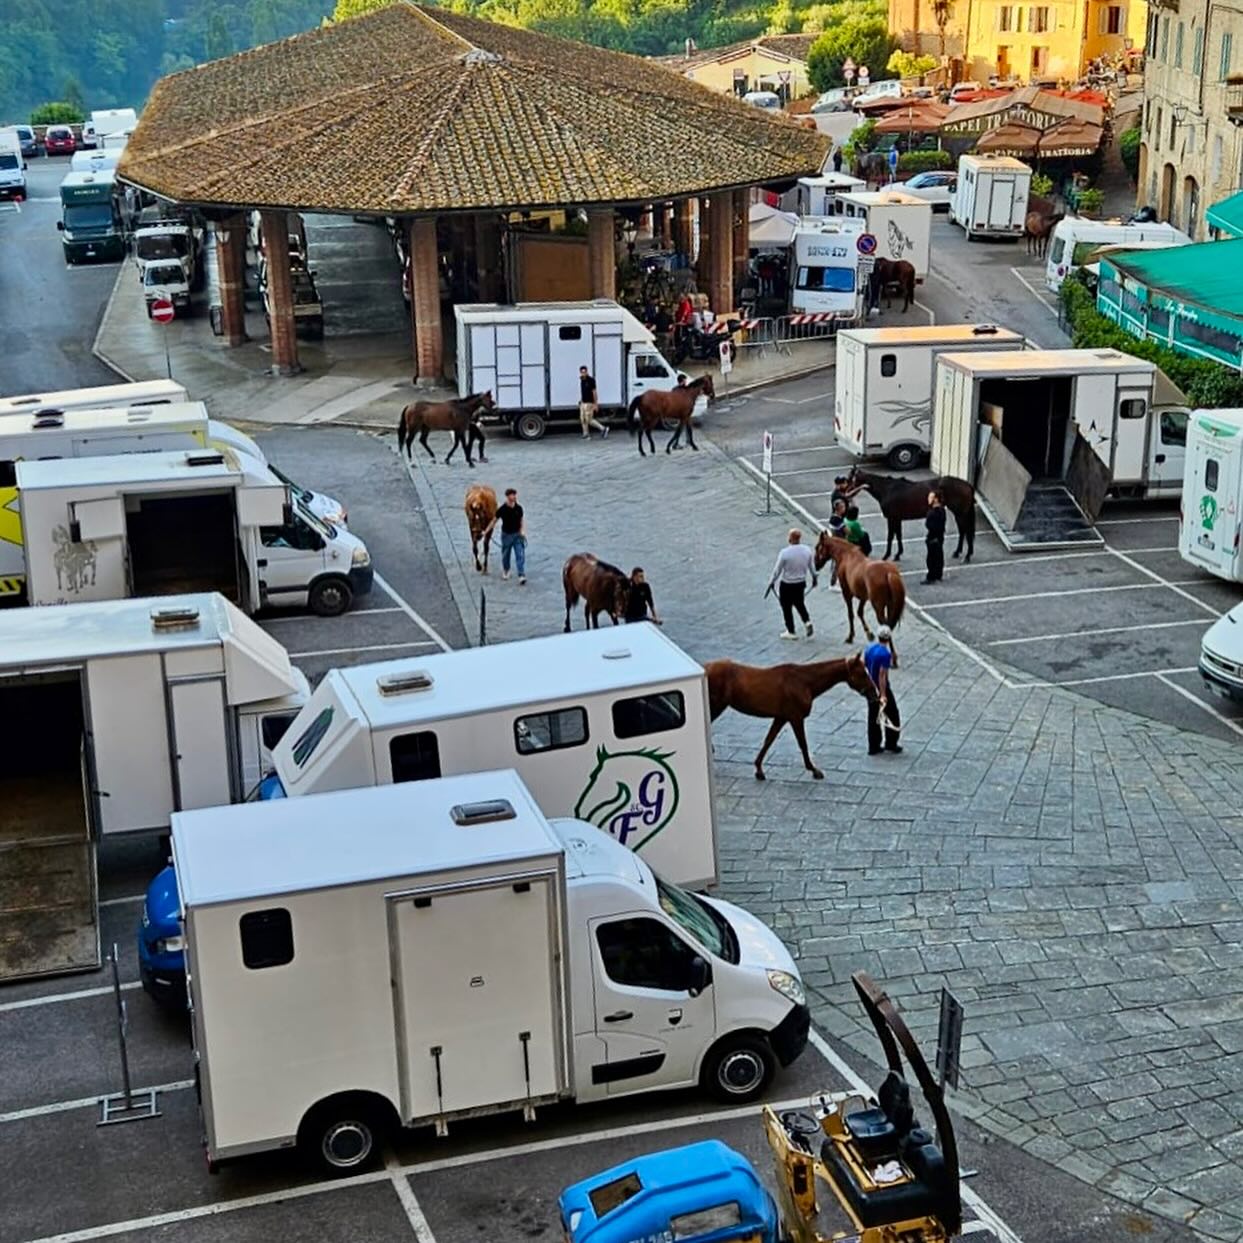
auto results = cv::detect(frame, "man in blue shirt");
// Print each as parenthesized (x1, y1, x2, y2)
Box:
(864, 625, 902, 755)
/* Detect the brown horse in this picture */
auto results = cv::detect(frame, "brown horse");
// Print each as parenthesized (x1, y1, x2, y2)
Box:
(396, 391, 495, 466)
(1024, 211, 1064, 258)
(629, 375, 715, 456)
(868, 258, 917, 313)
(705, 653, 877, 780)
(847, 467, 977, 562)
(813, 533, 907, 648)
(562, 553, 630, 631)
(464, 484, 497, 573)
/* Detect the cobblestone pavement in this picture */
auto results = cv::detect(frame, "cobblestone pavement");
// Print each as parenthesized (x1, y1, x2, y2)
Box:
(405, 423, 1243, 1241)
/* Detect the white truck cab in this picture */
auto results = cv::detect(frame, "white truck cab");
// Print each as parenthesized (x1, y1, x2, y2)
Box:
(790, 217, 865, 319)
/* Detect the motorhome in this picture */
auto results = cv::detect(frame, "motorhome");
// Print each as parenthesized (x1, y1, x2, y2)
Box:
(0, 593, 307, 984)
(15, 449, 371, 615)
(133, 216, 202, 283)
(89, 108, 138, 144)
(789, 217, 866, 320)
(173, 772, 809, 1171)
(455, 301, 694, 441)
(834, 190, 932, 280)
(57, 169, 124, 263)
(790, 173, 866, 217)
(931, 349, 1189, 550)
(0, 129, 26, 202)
(1179, 408, 1243, 585)
(0, 380, 187, 415)
(834, 324, 1026, 469)
(1045, 217, 1192, 291)
(949, 154, 1031, 241)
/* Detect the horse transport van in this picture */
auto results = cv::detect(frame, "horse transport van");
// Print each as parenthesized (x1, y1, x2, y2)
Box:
(1179, 408, 1243, 584)
(1044, 217, 1191, 291)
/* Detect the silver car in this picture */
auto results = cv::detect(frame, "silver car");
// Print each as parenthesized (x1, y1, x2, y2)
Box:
(882, 170, 957, 212)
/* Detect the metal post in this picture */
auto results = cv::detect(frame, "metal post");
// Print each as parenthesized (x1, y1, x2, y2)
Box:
(98, 944, 160, 1125)
(164, 324, 172, 380)
(478, 587, 487, 647)
(755, 430, 775, 516)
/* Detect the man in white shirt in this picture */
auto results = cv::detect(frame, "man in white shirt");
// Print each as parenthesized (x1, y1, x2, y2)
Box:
(768, 528, 817, 639)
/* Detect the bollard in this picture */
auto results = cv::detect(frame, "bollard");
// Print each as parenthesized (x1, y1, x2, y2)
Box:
(98, 944, 161, 1126)
(478, 587, 487, 647)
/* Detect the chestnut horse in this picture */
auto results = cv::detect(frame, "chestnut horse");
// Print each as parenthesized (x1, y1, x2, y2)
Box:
(562, 553, 630, 631)
(396, 391, 495, 466)
(705, 653, 877, 780)
(1024, 210, 1064, 258)
(814, 533, 906, 648)
(629, 375, 715, 456)
(868, 258, 917, 313)
(847, 466, 977, 562)
(464, 484, 497, 573)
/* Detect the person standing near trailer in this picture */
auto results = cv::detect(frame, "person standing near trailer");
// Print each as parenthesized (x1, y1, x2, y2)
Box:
(924, 489, 946, 584)
(578, 366, 608, 440)
(623, 567, 662, 625)
(494, 488, 527, 584)
(864, 625, 901, 755)
(768, 528, 817, 640)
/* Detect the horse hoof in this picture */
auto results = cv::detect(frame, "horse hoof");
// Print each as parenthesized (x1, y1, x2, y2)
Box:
(754, 770, 766, 782)
(811, 769, 824, 780)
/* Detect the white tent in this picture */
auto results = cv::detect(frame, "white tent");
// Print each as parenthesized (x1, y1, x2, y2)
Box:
(749, 202, 799, 249)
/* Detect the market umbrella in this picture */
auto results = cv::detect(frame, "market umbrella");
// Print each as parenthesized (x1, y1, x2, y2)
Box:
(1037, 117, 1104, 159)
(974, 121, 1041, 158)
(749, 202, 800, 248)
(873, 101, 951, 134)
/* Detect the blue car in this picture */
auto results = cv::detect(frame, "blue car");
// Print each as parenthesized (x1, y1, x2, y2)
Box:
(137, 864, 187, 1008)
(559, 1140, 779, 1243)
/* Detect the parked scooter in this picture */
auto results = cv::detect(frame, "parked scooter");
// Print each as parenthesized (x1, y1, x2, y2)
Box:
(673, 320, 738, 365)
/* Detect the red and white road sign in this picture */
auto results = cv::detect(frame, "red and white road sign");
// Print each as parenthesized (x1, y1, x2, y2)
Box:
(150, 298, 175, 324)
(719, 338, 733, 375)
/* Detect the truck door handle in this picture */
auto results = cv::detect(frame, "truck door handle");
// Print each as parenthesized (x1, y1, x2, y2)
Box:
(257, 558, 268, 567)
(603, 1010, 633, 1023)
(668, 1008, 683, 1025)
(1155, 454, 1166, 464)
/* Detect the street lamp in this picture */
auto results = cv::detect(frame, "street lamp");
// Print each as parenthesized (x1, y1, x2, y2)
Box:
(621, 217, 638, 256)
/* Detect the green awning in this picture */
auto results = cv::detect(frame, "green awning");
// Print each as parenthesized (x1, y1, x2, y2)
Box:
(1207, 190, 1243, 238)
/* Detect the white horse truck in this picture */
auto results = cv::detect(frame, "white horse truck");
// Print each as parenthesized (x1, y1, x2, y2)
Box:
(949, 155, 1031, 241)
(174, 771, 809, 1172)
(835, 190, 933, 280)
(931, 348, 1189, 550)
(834, 323, 1025, 469)
(454, 301, 691, 441)
(1179, 408, 1243, 584)
(0, 593, 307, 983)
(789, 216, 866, 322)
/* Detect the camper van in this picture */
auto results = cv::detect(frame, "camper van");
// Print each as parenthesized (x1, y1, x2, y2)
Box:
(0, 593, 307, 984)
(834, 324, 1025, 469)
(0, 379, 187, 415)
(949, 154, 1031, 241)
(0, 129, 26, 202)
(173, 772, 809, 1171)
(790, 217, 866, 319)
(931, 349, 1188, 550)
(791, 173, 866, 217)
(1045, 217, 1192, 291)
(1179, 408, 1243, 584)
(833, 191, 932, 280)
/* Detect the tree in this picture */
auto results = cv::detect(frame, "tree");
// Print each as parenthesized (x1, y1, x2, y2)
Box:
(1118, 125, 1141, 183)
(30, 100, 84, 124)
(806, 15, 897, 91)
(331, 0, 394, 18)
(205, 12, 235, 60)
(60, 75, 86, 113)
(887, 50, 936, 78)
(931, 0, 953, 58)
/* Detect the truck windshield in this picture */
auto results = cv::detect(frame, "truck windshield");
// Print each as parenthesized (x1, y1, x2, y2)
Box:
(0, 154, 17, 171)
(137, 235, 188, 260)
(145, 264, 184, 286)
(796, 266, 855, 292)
(65, 204, 113, 230)
(656, 877, 739, 964)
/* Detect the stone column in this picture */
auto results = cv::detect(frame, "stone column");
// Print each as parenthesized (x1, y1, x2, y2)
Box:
(672, 199, 694, 262)
(408, 216, 443, 384)
(215, 212, 248, 347)
(657, 203, 673, 249)
(733, 189, 750, 294)
(706, 190, 734, 314)
(259, 210, 299, 375)
(587, 207, 616, 300)
(474, 213, 502, 302)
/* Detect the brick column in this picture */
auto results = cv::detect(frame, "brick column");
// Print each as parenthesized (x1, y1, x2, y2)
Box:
(474, 213, 501, 302)
(259, 210, 299, 375)
(706, 191, 734, 315)
(215, 212, 248, 347)
(733, 189, 750, 294)
(672, 199, 694, 263)
(408, 216, 443, 384)
(657, 203, 673, 249)
(696, 196, 714, 295)
(587, 207, 616, 300)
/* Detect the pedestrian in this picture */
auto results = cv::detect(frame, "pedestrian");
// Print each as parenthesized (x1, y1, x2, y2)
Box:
(864, 624, 902, 755)
(578, 365, 608, 439)
(827, 497, 847, 538)
(832, 147, 844, 174)
(830, 474, 852, 511)
(844, 504, 872, 555)
(924, 488, 946, 584)
(623, 567, 662, 625)
(494, 487, 527, 584)
(767, 528, 817, 640)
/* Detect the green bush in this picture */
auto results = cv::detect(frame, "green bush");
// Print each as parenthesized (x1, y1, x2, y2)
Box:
(29, 101, 84, 125)
(1118, 125, 1141, 183)
(1030, 172, 1054, 198)
(842, 118, 878, 160)
(897, 149, 952, 173)
(1075, 187, 1104, 215)
(1059, 272, 1243, 408)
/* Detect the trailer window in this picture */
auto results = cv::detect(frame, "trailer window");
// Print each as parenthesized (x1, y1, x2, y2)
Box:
(880, 354, 897, 377)
(1119, 399, 1147, 420)
(239, 908, 293, 969)
(0, 460, 14, 487)
(558, 326, 582, 341)
(390, 731, 441, 782)
(1160, 410, 1187, 446)
(261, 713, 297, 751)
(596, 918, 699, 991)
(1206, 459, 1219, 492)
(514, 707, 588, 755)
(612, 690, 685, 739)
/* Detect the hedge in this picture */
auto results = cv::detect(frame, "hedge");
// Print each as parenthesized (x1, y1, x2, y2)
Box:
(897, 149, 953, 174)
(1059, 272, 1243, 408)
(1118, 125, 1141, 183)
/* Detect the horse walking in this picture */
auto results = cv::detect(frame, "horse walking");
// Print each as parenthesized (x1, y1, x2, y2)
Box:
(562, 553, 630, 631)
(464, 484, 497, 573)
(847, 467, 976, 562)
(705, 654, 877, 780)
(629, 375, 715, 457)
(1024, 211, 1064, 258)
(396, 391, 495, 466)
(813, 533, 907, 648)
(868, 258, 917, 313)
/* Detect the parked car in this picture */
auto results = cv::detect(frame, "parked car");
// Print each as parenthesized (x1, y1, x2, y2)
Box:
(882, 169, 958, 211)
(79, 120, 96, 148)
(10, 125, 38, 158)
(948, 81, 983, 103)
(743, 90, 781, 109)
(1199, 604, 1243, 702)
(43, 125, 76, 156)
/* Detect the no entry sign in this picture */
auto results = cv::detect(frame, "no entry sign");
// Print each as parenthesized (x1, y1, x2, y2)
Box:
(150, 298, 175, 324)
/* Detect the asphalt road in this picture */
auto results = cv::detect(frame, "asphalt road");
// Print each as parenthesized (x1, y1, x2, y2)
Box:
(0, 155, 120, 395)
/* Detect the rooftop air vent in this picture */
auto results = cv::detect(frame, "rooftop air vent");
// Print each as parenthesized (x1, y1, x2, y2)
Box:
(972, 324, 999, 334)
(186, 452, 225, 467)
(125, 408, 152, 421)
(151, 605, 200, 631)
(602, 648, 632, 660)
(377, 670, 434, 695)
(32, 412, 64, 428)
(450, 799, 516, 826)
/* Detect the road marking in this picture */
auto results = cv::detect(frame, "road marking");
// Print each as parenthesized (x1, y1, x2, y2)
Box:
(385, 1152, 438, 1241)
(1009, 267, 1059, 315)
(0, 1081, 194, 1125)
(288, 641, 441, 660)
(989, 617, 1209, 646)
(1096, 515, 1179, 525)
(374, 572, 453, 653)
(1155, 673, 1243, 737)
(262, 606, 405, 622)
(98, 894, 145, 908)
(945, 546, 1177, 571)
(1013, 666, 1198, 688)
(772, 465, 856, 477)
(919, 579, 1208, 609)
(1106, 545, 1221, 618)
(0, 981, 140, 1013)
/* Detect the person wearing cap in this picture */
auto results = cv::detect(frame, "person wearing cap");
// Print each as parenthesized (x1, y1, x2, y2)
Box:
(863, 625, 902, 755)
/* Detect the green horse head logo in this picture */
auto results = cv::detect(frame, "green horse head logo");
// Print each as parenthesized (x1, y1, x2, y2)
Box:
(1200, 494, 1218, 531)
(574, 746, 680, 852)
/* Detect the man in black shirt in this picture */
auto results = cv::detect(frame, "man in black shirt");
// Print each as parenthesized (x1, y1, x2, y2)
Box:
(490, 487, 527, 583)
(623, 567, 662, 625)
(578, 366, 608, 440)
(924, 488, 946, 584)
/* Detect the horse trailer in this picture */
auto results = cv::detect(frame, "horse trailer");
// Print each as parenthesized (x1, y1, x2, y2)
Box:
(949, 155, 1031, 241)
(1179, 408, 1243, 584)
(834, 323, 1025, 469)
(833, 191, 932, 280)
(789, 217, 866, 320)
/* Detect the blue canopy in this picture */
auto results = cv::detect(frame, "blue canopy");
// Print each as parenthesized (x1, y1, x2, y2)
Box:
(1206, 189, 1243, 239)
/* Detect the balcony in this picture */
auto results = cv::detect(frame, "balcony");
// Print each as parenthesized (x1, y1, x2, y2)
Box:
(1229, 77, 1243, 127)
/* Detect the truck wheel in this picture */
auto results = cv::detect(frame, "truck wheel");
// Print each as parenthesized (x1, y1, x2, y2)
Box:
(298, 1095, 391, 1175)
(309, 576, 352, 617)
(515, 412, 546, 441)
(701, 1034, 775, 1103)
(887, 444, 921, 471)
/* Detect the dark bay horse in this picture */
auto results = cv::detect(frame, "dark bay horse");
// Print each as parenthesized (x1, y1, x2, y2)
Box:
(848, 466, 977, 562)
(563, 553, 630, 631)
(867, 258, 917, 313)
(705, 653, 877, 780)
(397, 391, 494, 466)
(629, 375, 715, 456)
(464, 483, 497, 573)
(1024, 210, 1064, 258)
(814, 533, 906, 649)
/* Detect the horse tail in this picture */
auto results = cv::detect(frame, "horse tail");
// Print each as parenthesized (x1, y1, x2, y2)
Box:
(887, 571, 906, 630)
(627, 395, 642, 433)
(396, 407, 407, 453)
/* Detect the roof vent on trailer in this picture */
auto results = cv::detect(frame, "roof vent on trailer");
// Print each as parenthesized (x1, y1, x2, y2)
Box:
(150, 605, 201, 631)
(972, 324, 999, 334)
(602, 648, 632, 660)
(451, 799, 517, 826)
(125, 407, 152, 421)
(32, 411, 65, 428)
(186, 452, 225, 466)
(377, 670, 434, 695)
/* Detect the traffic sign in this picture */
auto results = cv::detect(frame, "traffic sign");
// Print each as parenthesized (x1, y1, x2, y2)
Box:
(778, 70, 791, 84)
(856, 232, 878, 255)
(888, 147, 899, 171)
(719, 339, 733, 375)
(150, 298, 175, 324)
(762, 430, 773, 475)
(859, 64, 871, 86)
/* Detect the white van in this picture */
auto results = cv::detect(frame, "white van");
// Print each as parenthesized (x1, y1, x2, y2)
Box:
(0, 129, 26, 202)
(1198, 603, 1243, 701)
(1179, 408, 1243, 584)
(175, 771, 809, 1171)
(790, 216, 865, 318)
(1045, 217, 1192, 291)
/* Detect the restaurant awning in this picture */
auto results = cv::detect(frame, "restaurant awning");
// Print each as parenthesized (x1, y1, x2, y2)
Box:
(873, 101, 951, 134)
(1207, 189, 1243, 238)
(1037, 118, 1104, 158)
(975, 122, 1041, 157)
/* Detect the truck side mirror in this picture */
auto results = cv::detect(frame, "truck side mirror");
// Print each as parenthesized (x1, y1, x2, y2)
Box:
(56, 221, 64, 231)
(688, 956, 712, 997)
(282, 502, 293, 527)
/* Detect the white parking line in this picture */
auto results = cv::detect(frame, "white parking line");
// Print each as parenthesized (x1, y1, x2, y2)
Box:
(374, 573, 453, 653)
(1106, 545, 1221, 618)
(385, 1152, 438, 1241)
(0, 1081, 194, 1125)
(1009, 267, 1058, 316)
(1155, 673, 1243, 737)
(288, 641, 441, 660)
(947, 546, 1177, 571)
(920, 579, 1207, 610)
(1096, 515, 1179, 525)
(1013, 666, 1198, 688)
(772, 465, 855, 477)
(262, 607, 405, 622)
(989, 617, 1210, 647)
(0, 981, 141, 1014)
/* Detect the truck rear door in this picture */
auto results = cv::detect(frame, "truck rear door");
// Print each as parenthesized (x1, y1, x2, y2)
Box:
(1183, 419, 1242, 579)
(987, 176, 1016, 230)
(834, 336, 866, 452)
(169, 679, 233, 809)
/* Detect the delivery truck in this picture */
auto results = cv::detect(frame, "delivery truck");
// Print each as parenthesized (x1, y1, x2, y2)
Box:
(789, 216, 866, 320)
(173, 770, 809, 1171)
(931, 348, 1189, 550)
(834, 323, 1025, 469)
(1179, 407, 1243, 584)
(0, 128, 26, 202)
(57, 169, 124, 264)
(455, 300, 694, 441)
(15, 448, 371, 615)
(949, 154, 1031, 241)
(0, 592, 307, 983)
(834, 190, 932, 280)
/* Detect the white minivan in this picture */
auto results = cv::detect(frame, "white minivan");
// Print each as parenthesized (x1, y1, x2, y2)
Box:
(1045, 217, 1192, 291)
(1200, 605, 1243, 702)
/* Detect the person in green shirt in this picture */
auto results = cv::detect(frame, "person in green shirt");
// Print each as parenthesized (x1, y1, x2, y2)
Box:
(843, 504, 872, 556)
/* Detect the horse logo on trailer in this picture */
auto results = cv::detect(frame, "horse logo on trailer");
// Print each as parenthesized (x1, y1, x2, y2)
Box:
(1201, 494, 1219, 530)
(574, 746, 680, 851)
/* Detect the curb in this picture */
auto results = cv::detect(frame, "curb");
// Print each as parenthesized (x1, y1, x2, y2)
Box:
(91, 266, 138, 383)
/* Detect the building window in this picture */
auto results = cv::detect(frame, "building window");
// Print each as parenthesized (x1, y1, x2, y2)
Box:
(1221, 32, 1234, 79)
(389, 730, 442, 782)
(239, 908, 294, 970)
(1212, 134, 1224, 182)
(1155, 106, 1163, 148)
(1030, 6, 1051, 31)
(1031, 45, 1049, 73)
(1193, 25, 1204, 75)
(1147, 11, 1157, 56)
(514, 706, 588, 755)
(1160, 16, 1169, 60)
(1100, 5, 1122, 34)
(1175, 21, 1184, 67)
(612, 690, 686, 739)
(998, 5, 1014, 31)
(1169, 115, 1177, 150)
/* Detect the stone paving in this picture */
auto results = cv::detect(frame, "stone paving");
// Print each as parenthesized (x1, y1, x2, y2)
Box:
(407, 427, 1243, 1241)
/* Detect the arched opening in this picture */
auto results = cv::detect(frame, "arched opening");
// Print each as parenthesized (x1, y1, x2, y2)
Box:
(1183, 175, 1200, 238)
(1159, 163, 1177, 223)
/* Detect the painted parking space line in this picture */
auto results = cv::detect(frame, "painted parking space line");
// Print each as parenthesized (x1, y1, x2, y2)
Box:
(1009, 267, 1059, 316)
(262, 606, 406, 623)
(375, 572, 453, 653)
(0, 981, 141, 1014)
(1156, 673, 1243, 737)
(919, 579, 1209, 610)
(1106, 545, 1221, 618)
(0, 1081, 194, 1125)
(1096, 515, 1180, 525)
(385, 1152, 438, 1241)
(1013, 666, 1198, 688)
(988, 617, 1210, 647)
(287, 641, 441, 660)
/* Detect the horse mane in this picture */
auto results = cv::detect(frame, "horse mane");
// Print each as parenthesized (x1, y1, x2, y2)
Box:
(596, 558, 628, 579)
